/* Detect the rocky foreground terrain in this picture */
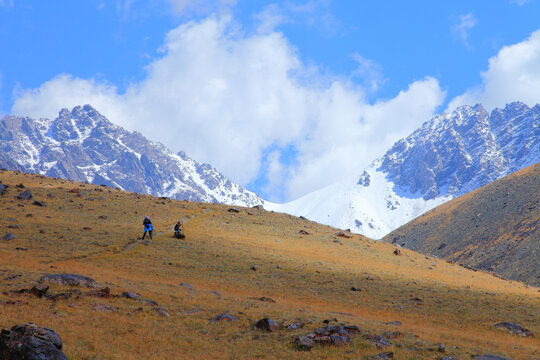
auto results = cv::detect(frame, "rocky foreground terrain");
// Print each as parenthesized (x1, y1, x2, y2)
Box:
(0, 170, 538, 359)
(384, 162, 540, 286)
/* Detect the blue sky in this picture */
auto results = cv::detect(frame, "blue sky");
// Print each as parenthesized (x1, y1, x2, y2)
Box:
(1, 0, 540, 202)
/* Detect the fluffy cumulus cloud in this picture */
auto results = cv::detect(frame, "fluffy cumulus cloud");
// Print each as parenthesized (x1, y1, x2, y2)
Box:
(448, 29, 540, 111)
(12, 15, 445, 201)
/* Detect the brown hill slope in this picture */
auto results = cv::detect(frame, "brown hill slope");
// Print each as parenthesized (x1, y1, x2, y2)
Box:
(384, 162, 540, 286)
(0, 170, 539, 359)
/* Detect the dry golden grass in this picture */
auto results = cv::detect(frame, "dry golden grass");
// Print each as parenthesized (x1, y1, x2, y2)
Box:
(1, 170, 539, 359)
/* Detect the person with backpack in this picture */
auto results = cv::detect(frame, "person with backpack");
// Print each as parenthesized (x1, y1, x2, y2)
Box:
(174, 221, 185, 239)
(142, 216, 153, 240)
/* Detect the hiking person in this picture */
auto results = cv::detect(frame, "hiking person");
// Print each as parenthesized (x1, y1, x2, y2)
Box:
(142, 216, 153, 239)
(174, 221, 185, 239)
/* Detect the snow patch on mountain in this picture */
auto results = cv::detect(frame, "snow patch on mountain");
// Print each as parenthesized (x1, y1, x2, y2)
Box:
(268, 102, 539, 239)
(0, 105, 263, 207)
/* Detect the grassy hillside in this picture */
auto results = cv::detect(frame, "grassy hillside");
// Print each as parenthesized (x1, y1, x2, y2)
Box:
(383, 162, 539, 286)
(0, 170, 538, 359)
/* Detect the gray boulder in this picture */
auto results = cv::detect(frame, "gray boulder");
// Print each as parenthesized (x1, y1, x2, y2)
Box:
(0, 323, 67, 360)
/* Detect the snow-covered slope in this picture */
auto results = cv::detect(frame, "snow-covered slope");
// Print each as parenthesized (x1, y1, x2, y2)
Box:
(0, 105, 263, 206)
(267, 102, 539, 239)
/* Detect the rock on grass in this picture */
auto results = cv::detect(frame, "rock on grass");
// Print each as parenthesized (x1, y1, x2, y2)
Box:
(0, 323, 67, 360)
(39, 274, 99, 288)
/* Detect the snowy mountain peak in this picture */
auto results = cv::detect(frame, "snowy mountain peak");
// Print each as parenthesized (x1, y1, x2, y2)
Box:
(0, 105, 263, 207)
(269, 102, 539, 239)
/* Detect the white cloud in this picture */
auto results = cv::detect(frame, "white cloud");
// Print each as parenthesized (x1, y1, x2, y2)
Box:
(12, 15, 445, 201)
(165, 0, 237, 16)
(451, 12, 476, 49)
(448, 29, 540, 111)
(253, 4, 288, 34)
(351, 54, 385, 92)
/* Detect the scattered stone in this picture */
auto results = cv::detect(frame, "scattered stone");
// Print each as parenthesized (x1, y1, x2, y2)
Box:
(436, 343, 446, 353)
(0, 184, 7, 196)
(210, 313, 239, 322)
(47, 193, 55, 198)
(154, 307, 171, 318)
(46, 289, 82, 301)
(210, 291, 221, 296)
(82, 227, 92, 230)
(141, 299, 159, 307)
(299, 230, 309, 235)
(370, 352, 394, 360)
(40, 274, 99, 288)
(227, 208, 240, 213)
(4, 300, 23, 306)
(15, 247, 27, 251)
(472, 355, 511, 360)
(411, 297, 424, 305)
(7, 224, 19, 229)
(128, 307, 144, 316)
(250, 296, 275, 303)
(92, 303, 118, 312)
(0, 323, 67, 360)
(385, 321, 402, 326)
(29, 284, 49, 298)
(86, 287, 110, 298)
(287, 321, 305, 330)
(4, 274, 21, 281)
(179, 283, 193, 290)
(255, 318, 280, 332)
(293, 335, 314, 351)
(437, 243, 447, 250)
(310, 325, 352, 346)
(68, 188, 80, 194)
(121, 291, 142, 300)
(335, 232, 352, 238)
(381, 331, 402, 339)
(494, 322, 533, 337)
(393, 249, 401, 256)
(366, 276, 375, 281)
(250, 265, 258, 271)
(16, 191, 32, 200)
(439, 357, 457, 360)
(322, 318, 338, 324)
(98, 215, 108, 219)
(2, 233, 15, 241)
(15, 184, 25, 189)
(364, 335, 392, 349)
(350, 287, 362, 291)
(32, 200, 45, 207)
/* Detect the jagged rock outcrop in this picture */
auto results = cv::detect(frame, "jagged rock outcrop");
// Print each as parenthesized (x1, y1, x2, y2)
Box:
(270, 102, 539, 238)
(0, 105, 263, 206)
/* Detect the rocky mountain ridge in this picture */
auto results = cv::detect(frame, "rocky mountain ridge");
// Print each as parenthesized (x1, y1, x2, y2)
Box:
(268, 102, 539, 238)
(0, 105, 263, 206)
(383, 162, 539, 286)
